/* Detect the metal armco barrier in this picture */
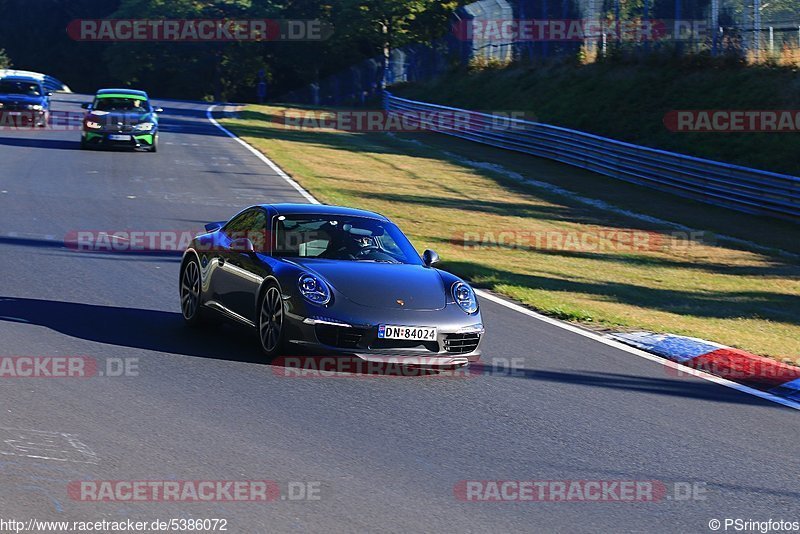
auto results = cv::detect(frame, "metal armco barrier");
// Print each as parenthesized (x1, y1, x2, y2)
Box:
(384, 92, 800, 223)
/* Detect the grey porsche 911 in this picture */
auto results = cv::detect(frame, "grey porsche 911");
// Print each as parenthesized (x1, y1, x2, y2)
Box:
(179, 203, 484, 367)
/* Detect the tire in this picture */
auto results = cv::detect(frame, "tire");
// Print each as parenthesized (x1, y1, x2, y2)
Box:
(257, 282, 285, 360)
(180, 257, 206, 326)
(149, 134, 158, 153)
(80, 138, 88, 150)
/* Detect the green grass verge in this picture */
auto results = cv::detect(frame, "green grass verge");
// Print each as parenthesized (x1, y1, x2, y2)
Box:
(221, 105, 800, 363)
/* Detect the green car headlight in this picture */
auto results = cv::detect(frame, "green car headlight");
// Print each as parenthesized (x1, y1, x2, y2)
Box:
(133, 122, 155, 131)
(85, 121, 102, 129)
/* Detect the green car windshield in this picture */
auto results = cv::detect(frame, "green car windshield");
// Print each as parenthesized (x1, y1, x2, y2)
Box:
(93, 97, 150, 112)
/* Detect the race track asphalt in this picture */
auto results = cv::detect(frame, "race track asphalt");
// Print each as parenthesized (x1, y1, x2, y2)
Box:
(0, 93, 797, 533)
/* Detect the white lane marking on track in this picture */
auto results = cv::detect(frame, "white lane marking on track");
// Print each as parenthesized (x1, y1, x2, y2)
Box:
(476, 289, 800, 411)
(206, 105, 320, 205)
(206, 103, 800, 411)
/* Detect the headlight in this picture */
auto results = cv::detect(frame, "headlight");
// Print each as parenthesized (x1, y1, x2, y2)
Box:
(133, 122, 154, 131)
(0, 103, 4, 109)
(298, 274, 331, 305)
(452, 282, 478, 314)
(27, 104, 43, 111)
(85, 121, 102, 129)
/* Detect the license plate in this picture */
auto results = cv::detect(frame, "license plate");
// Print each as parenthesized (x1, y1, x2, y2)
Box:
(108, 134, 131, 141)
(6, 112, 21, 116)
(378, 325, 437, 341)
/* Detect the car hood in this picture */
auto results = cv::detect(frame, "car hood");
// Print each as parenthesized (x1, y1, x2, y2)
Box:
(0, 94, 45, 104)
(87, 110, 155, 124)
(294, 259, 447, 311)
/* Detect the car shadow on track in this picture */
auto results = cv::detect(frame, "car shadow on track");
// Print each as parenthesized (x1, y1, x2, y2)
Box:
(0, 296, 463, 377)
(0, 235, 183, 260)
(0, 297, 787, 405)
(0, 296, 263, 364)
(0, 136, 79, 151)
(466, 363, 786, 408)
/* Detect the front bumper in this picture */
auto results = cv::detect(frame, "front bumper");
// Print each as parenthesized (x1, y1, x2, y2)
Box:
(284, 312, 483, 367)
(83, 131, 156, 148)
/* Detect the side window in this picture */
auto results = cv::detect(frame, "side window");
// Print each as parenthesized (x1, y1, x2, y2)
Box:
(274, 218, 332, 258)
(224, 209, 268, 252)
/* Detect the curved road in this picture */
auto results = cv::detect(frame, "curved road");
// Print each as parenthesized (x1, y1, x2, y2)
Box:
(0, 94, 797, 533)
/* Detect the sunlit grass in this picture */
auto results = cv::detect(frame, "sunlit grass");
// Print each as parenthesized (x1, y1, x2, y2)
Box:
(223, 106, 800, 362)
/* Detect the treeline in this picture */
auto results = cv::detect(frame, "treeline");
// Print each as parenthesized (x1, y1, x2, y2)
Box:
(0, 0, 461, 101)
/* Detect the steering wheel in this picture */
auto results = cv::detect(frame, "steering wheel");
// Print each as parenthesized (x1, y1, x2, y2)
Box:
(355, 246, 381, 257)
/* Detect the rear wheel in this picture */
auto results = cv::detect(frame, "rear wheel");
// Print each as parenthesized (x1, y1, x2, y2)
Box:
(258, 283, 285, 360)
(180, 258, 205, 326)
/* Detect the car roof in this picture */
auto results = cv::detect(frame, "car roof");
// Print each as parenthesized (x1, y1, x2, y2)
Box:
(263, 203, 389, 221)
(1, 76, 42, 84)
(96, 88, 149, 98)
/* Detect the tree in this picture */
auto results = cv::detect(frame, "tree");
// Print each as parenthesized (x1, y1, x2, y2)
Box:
(350, 0, 461, 87)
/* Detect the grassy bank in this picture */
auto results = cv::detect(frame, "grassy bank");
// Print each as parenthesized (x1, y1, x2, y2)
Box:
(221, 105, 800, 362)
(393, 60, 800, 176)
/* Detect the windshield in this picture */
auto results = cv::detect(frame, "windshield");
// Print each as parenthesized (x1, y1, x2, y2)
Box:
(273, 215, 422, 265)
(93, 97, 149, 112)
(0, 81, 42, 96)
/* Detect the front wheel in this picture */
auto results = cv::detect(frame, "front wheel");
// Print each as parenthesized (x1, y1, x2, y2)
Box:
(148, 134, 158, 152)
(180, 257, 205, 326)
(258, 283, 285, 360)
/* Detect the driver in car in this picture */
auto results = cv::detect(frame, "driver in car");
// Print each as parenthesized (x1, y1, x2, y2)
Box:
(322, 225, 373, 259)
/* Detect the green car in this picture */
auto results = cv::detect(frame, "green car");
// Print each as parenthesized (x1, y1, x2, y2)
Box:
(80, 89, 162, 152)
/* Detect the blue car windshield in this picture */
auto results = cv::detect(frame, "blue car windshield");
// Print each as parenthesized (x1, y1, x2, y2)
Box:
(273, 215, 423, 265)
(0, 81, 41, 96)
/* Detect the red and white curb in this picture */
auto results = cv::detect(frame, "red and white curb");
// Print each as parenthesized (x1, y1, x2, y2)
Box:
(611, 332, 800, 401)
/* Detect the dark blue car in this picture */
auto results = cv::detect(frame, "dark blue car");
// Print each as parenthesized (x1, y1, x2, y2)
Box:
(0, 76, 51, 127)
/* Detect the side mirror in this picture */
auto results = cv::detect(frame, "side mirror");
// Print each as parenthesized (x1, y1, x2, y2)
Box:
(422, 249, 440, 267)
(81, 103, 91, 109)
(230, 237, 255, 254)
(154, 107, 163, 113)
